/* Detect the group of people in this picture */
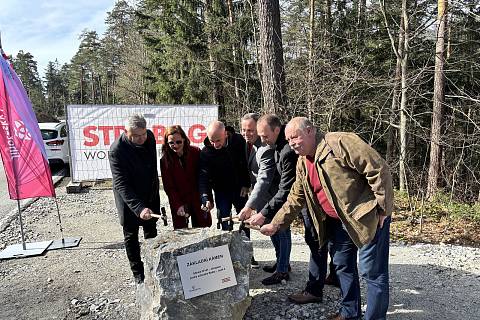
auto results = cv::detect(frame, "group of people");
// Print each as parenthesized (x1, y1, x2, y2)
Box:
(108, 113, 393, 320)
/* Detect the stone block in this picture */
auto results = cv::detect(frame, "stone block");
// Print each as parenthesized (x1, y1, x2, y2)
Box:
(139, 228, 252, 320)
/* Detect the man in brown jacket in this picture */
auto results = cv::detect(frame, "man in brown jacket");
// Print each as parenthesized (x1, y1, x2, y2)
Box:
(261, 117, 393, 320)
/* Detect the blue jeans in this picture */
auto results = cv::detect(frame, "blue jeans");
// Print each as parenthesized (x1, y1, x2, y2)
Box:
(302, 208, 328, 297)
(328, 217, 361, 319)
(359, 216, 391, 320)
(270, 227, 292, 273)
(214, 189, 247, 231)
(328, 216, 391, 320)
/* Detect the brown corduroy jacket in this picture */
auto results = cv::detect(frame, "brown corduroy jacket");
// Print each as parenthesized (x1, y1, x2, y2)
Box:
(271, 131, 394, 248)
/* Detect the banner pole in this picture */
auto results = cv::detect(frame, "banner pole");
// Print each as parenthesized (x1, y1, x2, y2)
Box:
(16, 199, 26, 250)
(65, 105, 74, 181)
(54, 197, 65, 243)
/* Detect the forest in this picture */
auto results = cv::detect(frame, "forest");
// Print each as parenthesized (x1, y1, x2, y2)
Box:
(7, 0, 480, 212)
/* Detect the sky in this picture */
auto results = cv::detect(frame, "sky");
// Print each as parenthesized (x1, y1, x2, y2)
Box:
(0, 0, 116, 77)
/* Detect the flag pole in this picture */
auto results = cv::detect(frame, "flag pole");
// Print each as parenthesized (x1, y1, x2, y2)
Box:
(16, 200, 27, 250)
(54, 197, 65, 244)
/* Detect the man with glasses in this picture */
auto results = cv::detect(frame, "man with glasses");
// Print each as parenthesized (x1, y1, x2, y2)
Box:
(198, 120, 250, 231)
(109, 114, 159, 285)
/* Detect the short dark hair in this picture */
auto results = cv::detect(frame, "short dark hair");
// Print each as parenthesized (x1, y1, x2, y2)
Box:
(258, 114, 281, 131)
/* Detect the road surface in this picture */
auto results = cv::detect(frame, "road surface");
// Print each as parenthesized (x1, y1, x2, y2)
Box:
(0, 161, 64, 222)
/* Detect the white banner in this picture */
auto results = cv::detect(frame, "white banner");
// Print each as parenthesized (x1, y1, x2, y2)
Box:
(66, 105, 218, 182)
(176, 245, 237, 299)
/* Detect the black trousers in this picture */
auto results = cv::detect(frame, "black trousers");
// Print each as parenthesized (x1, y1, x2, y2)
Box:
(122, 220, 157, 277)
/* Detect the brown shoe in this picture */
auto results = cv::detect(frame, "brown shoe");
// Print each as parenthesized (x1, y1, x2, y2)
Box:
(325, 273, 340, 287)
(288, 290, 322, 304)
(327, 313, 346, 320)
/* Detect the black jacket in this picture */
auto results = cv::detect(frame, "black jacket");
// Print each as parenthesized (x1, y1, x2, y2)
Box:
(199, 132, 250, 197)
(260, 126, 298, 220)
(109, 130, 159, 226)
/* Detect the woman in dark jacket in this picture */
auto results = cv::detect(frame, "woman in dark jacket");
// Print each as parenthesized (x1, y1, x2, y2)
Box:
(160, 125, 212, 229)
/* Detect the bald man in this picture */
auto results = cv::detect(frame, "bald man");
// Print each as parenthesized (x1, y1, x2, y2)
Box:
(198, 121, 250, 230)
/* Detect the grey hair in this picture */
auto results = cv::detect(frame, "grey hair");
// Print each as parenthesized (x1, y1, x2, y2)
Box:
(287, 117, 315, 133)
(125, 113, 147, 130)
(296, 117, 314, 131)
(241, 112, 259, 122)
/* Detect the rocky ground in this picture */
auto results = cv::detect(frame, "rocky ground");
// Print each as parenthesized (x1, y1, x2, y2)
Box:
(0, 179, 479, 320)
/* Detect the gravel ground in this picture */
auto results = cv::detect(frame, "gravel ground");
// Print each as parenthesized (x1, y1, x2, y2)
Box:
(0, 179, 479, 320)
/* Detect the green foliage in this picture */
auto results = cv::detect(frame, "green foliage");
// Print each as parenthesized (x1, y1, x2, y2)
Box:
(8, 0, 480, 205)
(44, 60, 67, 117)
(11, 50, 46, 114)
(395, 190, 480, 221)
(423, 192, 480, 221)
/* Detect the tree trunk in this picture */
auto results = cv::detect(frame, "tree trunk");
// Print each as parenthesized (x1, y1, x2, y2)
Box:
(399, 0, 409, 192)
(323, 0, 332, 51)
(91, 72, 95, 104)
(80, 67, 84, 104)
(307, 0, 315, 120)
(386, 16, 403, 164)
(426, 0, 448, 200)
(204, 0, 225, 119)
(258, 0, 287, 114)
(355, 0, 366, 43)
(226, 0, 240, 106)
(357, 0, 366, 26)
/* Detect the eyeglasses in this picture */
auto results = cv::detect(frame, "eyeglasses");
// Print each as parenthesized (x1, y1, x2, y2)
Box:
(168, 140, 183, 146)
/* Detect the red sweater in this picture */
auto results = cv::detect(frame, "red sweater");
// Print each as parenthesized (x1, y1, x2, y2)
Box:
(305, 156, 339, 219)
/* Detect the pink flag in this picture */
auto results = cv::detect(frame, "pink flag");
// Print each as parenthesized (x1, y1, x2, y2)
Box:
(0, 52, 55, 200)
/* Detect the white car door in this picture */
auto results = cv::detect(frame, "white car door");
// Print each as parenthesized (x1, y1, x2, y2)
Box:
(59, 124, 69, 163)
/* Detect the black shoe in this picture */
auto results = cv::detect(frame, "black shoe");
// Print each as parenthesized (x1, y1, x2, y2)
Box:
(133, 273, 145, 284)
(261, 272, 289, 285)
(251, 257, 260, 269)
(262, 263, 291, 273)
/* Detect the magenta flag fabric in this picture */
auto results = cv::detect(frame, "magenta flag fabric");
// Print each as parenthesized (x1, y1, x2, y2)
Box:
(0, 53, 55, 200)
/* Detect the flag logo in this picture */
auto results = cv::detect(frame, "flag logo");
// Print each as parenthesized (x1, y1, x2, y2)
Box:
(14, 120, 32, 140)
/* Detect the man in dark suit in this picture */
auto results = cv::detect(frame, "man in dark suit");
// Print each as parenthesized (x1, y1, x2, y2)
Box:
(109, 114, 159, 284)
(198, 121, 250, 230)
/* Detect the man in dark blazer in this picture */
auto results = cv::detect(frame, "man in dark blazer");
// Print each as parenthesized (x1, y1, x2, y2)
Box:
(199, 121, 250, 230)
(109, 114, 159, 284)
(245, 114, 298, 285)
(239, 112, 275, 268)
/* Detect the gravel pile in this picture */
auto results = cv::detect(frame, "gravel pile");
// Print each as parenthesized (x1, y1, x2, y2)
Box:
(0, 181, 479, 319)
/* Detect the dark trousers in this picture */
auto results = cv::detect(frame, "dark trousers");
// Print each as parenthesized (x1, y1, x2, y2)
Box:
(302, 208, 328, 297)
(122, 220, 157, 277)
(215, 189, 248, 232)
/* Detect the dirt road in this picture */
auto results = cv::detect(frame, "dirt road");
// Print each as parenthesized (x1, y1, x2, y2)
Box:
(1, 180, 479, 320)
